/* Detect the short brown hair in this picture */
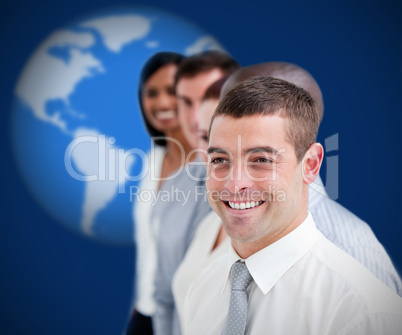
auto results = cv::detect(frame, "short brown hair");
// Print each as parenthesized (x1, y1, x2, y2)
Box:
(202, 76, 229, 101)
(213, 76, 320, 162)
(175, 50, 239, 86)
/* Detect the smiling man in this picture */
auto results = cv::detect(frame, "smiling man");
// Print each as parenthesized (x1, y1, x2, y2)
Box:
(184, 77, 402, 335)
(207, 114, 312, 258)
(218, 62, 402, 296)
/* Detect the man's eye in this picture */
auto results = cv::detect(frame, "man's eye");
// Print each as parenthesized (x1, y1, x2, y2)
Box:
(254, 157, 273, 164)
(177, 97, 191, 107)
(211, 157, 226, 165)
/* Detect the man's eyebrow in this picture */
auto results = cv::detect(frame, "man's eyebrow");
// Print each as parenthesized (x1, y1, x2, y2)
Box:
(176, 95, 191, 105)
(245, 146, 280, 155)
(207, 147, 229, 155)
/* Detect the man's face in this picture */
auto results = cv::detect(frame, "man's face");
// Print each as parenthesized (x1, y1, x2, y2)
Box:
(206, 115, 308, 256)
(176, 69, 224, 149)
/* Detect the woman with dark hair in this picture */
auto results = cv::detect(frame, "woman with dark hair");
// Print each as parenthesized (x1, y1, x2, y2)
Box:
(137, 52, 185, 147)
(127, 51, 191, 335)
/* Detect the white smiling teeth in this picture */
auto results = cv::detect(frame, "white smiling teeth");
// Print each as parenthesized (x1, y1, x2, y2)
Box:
(228, 201, 262, 210)
(157, 110, 175, 120)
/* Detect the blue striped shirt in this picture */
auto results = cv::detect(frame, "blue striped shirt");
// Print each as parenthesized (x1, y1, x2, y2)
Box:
(309, 176, 402, 295)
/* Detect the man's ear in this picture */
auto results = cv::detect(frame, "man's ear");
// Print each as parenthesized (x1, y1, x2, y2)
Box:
(302, 143, 324, 184)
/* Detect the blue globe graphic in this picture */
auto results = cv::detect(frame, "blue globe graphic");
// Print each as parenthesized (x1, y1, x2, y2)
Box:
(11, 6, 225, 244)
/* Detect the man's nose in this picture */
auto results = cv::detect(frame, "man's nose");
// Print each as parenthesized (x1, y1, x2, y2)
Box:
(224, 162, 254, 195)
(189, 104, 200, 126)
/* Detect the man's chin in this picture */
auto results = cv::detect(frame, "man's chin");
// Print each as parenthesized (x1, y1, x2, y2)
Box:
(222, 217, 256, 238)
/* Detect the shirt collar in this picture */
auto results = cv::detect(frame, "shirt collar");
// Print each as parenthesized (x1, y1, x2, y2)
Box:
(186, 157, 207, 181)
(223, 212, 318, 295)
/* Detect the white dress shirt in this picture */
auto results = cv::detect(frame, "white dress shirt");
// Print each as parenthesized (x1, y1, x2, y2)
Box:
(172, 211, 229, 332)
(132, 144, 165, 316)
(173, 176, 401, 332)
(184, 213, 402, 335)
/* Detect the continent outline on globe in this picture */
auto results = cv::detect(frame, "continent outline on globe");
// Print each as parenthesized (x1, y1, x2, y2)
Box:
(11, 6, 226, 245)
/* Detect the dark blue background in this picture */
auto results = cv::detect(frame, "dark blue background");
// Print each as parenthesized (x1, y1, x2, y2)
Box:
(1, 0, 401, 334)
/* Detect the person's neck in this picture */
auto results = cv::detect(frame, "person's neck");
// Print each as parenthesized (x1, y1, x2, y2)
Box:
(164, 127, 194, 162)
(232, 207, 309, 259)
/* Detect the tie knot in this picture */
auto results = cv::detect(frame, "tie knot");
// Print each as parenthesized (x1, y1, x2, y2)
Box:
(230, 261, 253, 291)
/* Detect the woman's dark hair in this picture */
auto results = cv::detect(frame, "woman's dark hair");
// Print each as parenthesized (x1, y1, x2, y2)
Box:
(138, 52, 185, 146)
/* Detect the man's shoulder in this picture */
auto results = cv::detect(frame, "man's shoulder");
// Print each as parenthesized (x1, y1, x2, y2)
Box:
(309, 193, 381, 247)
(310, 191, 367, 228)
(309, 192, 402, 295)
(283, 238, 402, 334)
(310, 233, 402, 315)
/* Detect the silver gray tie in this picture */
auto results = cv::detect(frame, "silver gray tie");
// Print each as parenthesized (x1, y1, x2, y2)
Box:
(221, 261, 253, 335)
